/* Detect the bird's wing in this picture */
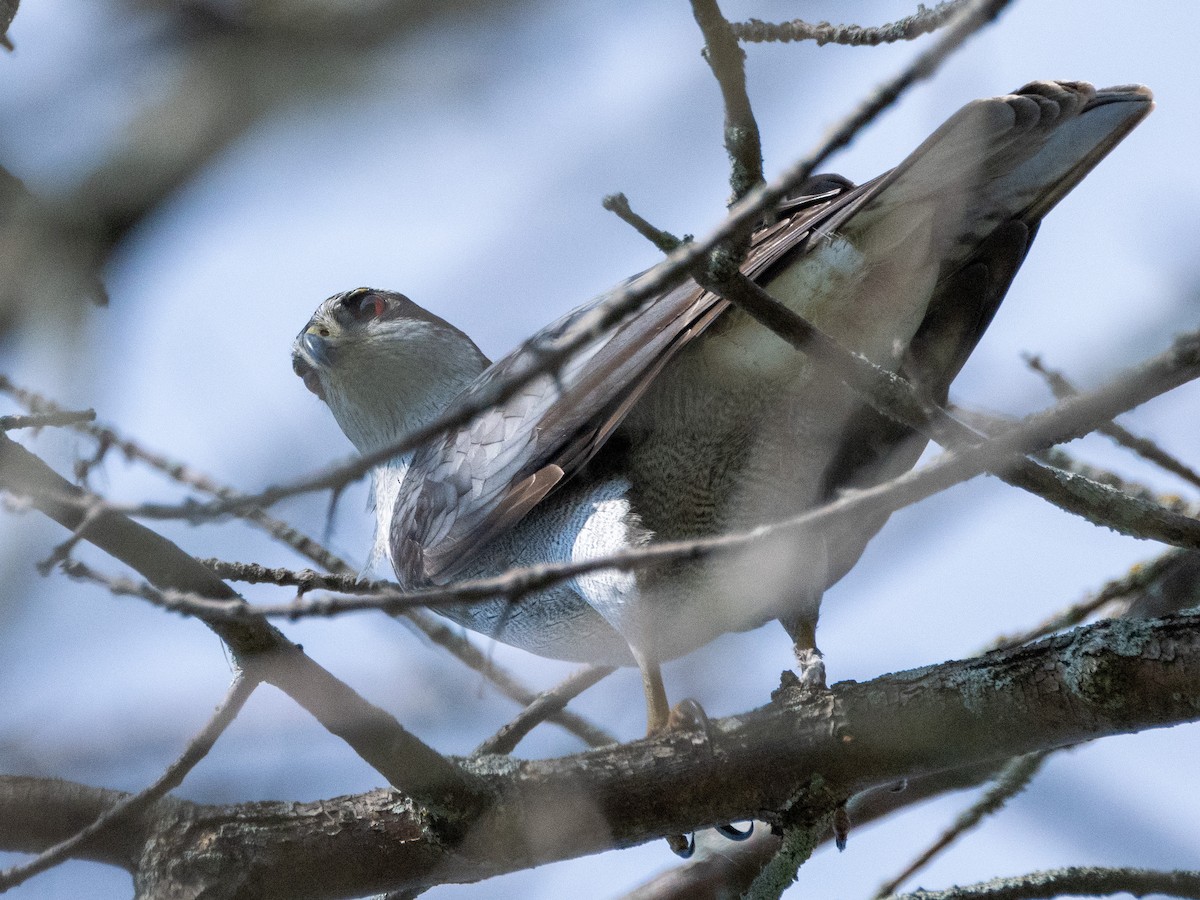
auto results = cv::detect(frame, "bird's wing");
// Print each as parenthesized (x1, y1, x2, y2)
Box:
(389, 178, 879, 584)
(392, 80, 1152, 586)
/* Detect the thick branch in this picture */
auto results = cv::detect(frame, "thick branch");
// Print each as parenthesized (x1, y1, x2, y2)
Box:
(6, 615, 1196, 898)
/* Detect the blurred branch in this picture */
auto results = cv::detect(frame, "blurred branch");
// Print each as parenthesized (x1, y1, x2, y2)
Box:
(0, 672, 258, 891)
(473, 665, 617, 755)
(116, 0, 1012, 525)
(0, 0, 15, 50)
(5, 612, 1200, 896)
(732, 1, 973, 46)
(0, 432, 485, 812)
(0, 408, 95, 431)
(874, 752, 1049, 898)
(887, 865, 1200, 900)
(1, 2, 523, 331)
(0, 374, 612, 749)
(691, 0, 763, 203)
(1027, 354, 1200, 491)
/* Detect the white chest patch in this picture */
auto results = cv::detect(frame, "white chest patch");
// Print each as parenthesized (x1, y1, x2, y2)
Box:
(367, 456, 412, 575)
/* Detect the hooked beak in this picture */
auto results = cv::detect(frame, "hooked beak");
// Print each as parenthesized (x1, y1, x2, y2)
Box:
(292, 329, 333, 400)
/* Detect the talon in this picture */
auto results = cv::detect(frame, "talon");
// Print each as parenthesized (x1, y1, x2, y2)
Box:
(833, 805, 851, 852)
(716, 821, 754, 841)
(796, 648, 827, 691)
(667, 832, 695, 858)
(668, 697, 710, 733)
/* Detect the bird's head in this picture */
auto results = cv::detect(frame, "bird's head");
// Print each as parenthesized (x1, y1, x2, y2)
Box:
(292, 287, 489, 455)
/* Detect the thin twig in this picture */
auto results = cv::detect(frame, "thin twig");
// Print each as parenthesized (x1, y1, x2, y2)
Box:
(887, 865, 1200, 900)
(987, 549, 1190, 651)
(70, 330, 1200, 626)
(0, 672, 259, 891)
(691, 0, 763, 203)
(732, 1, 972, 46)
(102, 0, 1013, 526)
(602, 194, 685, 252)
(401, 616, 618, 750)
(474, 665, 617, 755)
(875, 753, 1049, 898)
(0, 409, 95, 431)
(0, 376, 614, 748)
(1027, 355, 1200, 491)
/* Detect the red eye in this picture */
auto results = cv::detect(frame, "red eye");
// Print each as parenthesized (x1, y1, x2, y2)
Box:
(345, 291, 387, 322)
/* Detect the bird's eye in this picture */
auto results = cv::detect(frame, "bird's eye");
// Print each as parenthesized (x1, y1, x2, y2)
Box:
(345, 291, 387, 322)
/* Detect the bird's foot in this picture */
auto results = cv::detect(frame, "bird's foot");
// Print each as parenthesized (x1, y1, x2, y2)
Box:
(794, 646, 827, 691)
(657, 699, 755, 854)
(665, 697, 711, 734)
(833, 804, 851, 851)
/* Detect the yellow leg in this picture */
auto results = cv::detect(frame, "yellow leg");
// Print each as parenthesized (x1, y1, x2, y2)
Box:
(635, 651, 670, 735)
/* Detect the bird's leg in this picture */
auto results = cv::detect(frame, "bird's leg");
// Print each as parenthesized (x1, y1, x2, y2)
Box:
(632, 652, 755, 855)
(632, 649, 695, 857)
(635, 651, 671, 735)
(779, 613, 826, 689)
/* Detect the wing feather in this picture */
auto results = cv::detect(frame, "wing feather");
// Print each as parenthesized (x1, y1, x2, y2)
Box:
(391, 179, 870, 584)
(391, 81, 1152, 586)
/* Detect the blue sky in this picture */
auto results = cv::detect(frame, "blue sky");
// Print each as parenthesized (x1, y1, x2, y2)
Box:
(2, 1, 1199, 897)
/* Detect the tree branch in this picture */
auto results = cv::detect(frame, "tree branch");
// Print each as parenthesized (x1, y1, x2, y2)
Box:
(691, 0, 763, 203)
(5, 613, 1198, 898)
(888, 865, 1200, 900)
(108, 0, 1011, 526)
(0, 374, 612, 749)
(0, 673, 258, 891)
(732, 1, 973, 46)
(0, 432, 484, 812)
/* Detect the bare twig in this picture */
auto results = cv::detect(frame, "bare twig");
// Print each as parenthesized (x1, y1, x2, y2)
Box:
(1027, 355, 1200, 491)
(106, 0, 1012, 526)
(0, 409, 95, 431)
(474, 665, 617, 755)
(732, 1, 972, 46)
(602, 194, 685, 253)
(988, 549, 1192, 651)
(0, 433, 484, 810)
(691, 0, 763, 203)
(405, 615, 618, 750)
(84, 330, 1200, 628)
(887, 865, 1200, 900)
(875, 753, 1049, 898)
(0, 672, 258, 891)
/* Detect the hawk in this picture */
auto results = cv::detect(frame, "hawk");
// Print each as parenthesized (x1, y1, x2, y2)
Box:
(293, 81, 1152, 734)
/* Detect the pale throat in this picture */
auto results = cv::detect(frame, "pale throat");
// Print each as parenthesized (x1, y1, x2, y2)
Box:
(329, 335, 487, 574)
